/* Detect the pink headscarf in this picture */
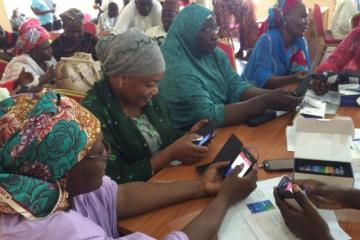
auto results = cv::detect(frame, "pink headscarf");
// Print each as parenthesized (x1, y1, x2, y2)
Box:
(15, 18, 51, 55)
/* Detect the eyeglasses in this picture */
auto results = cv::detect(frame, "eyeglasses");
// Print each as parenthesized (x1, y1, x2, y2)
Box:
(201, 26, 220, 35)
(87, 140, 111, 161)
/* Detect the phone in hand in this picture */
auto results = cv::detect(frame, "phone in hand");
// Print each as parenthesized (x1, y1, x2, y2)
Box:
(223, 147, 256, 177)
(293, 75, 312, 97)
(263, 158, 294, 171)
(192, 120, 216, 146)
(277, 176, 302, 211)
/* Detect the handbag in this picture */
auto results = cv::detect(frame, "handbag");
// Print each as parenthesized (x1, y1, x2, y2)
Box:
(55, 52, 101, 93)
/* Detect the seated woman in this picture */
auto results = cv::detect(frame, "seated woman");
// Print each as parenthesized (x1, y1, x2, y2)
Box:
(0, 25, 18, 62)
(0, 89, 257, 240)
(82, 29, 209, 183)
(97, 2, 119, 37)
(159, 4, 302, 130)
(242, 0, 311, 89)
(51, 8, 98, 61)
(0, 19, 55, 93)
(317, 26, 360, 73)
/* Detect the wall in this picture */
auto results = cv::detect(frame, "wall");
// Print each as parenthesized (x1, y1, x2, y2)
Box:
(0, 0, 11, 31)
(255, 0, 335, 29)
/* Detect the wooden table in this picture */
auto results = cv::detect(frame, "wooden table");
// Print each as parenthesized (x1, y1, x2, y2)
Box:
(119, 107, 360, 239)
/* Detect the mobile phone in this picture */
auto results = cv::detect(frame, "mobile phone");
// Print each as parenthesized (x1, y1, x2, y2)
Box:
(224, 147, 256, 177)
(263, 158, 294, 171)
(277, 176, 302, 211)
(246, 110, 277, 127)
(192, 120, 216, 146)
(293, 75, 312, 97)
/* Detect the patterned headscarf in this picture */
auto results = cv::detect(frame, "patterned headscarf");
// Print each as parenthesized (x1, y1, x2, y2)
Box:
(0, 90, 100, 220)
(60, 8, 84, 26)
(259, 0, 302, 34)
(15, 18, 51, 55)
(96, 28, 165, 77)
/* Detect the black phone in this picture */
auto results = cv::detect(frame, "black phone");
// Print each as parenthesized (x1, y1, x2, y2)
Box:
(192, 120, 216, 146)
(196, 135, 256, 177)
(223, 146, 256, 177)
(277, 176, 302, 211)
(263, 158, 294, 171)
(246, 110, 277, 127)
(293, 75, 312, 97)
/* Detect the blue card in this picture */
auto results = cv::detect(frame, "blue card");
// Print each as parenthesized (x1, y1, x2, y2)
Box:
(246, 200, 275, 214)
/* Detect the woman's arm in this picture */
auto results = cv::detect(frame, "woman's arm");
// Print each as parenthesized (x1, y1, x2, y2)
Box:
(117, 162, 230, 218)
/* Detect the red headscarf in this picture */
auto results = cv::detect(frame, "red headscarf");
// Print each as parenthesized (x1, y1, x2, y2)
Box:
(15, 18, 51, 55)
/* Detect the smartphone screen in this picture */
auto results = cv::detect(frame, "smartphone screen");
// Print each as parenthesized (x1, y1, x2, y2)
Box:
(195, 133, 212, 146)
(225, 151, 253, 177)
(278, 176, 293, 193)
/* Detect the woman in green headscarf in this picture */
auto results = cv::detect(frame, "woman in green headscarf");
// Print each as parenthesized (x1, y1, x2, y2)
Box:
(81, 28, 209, 184)
(159, 4, 302, 130)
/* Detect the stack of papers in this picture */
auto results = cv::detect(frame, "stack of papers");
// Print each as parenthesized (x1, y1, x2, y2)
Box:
(297, 90, 340, 118)
(218, 177, 351, 240)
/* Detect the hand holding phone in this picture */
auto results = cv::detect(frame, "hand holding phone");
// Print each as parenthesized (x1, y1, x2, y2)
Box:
(277, 176, 302, 211)
(192, 120, 216, 146)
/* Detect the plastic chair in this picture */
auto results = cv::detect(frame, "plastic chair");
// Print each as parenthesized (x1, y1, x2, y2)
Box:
(52, 88, 86, 102)
(217, 39, 237, 70)
(352, 13, 360, 29)
(313, 4, 342, 45)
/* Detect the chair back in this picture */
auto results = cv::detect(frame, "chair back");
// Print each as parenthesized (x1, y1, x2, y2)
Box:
(313, 4, 325, 38)
(217, 39, 237, 70)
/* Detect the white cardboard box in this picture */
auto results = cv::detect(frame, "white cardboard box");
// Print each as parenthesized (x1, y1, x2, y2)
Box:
(293, 117, 355, 187)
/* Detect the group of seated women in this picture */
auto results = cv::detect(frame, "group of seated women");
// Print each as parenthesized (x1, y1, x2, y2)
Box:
(0, 0, 360, 239)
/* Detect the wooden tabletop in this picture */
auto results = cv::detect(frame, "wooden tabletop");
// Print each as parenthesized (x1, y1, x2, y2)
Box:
(118, 107, 360, 239)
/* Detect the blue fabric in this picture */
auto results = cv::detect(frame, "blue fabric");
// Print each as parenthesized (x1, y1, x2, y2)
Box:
(31, 0, 53, 25)
(242, 29, 311, 88)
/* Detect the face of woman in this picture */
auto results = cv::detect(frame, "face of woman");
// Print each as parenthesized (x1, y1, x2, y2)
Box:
(31, 40, 53, 61)
(63, 22, 84, 43)
(110, 72, 163, 108)
(196, 16, 219, 55)
(66, 132, 109, 197)
(284, 3, 309, 37)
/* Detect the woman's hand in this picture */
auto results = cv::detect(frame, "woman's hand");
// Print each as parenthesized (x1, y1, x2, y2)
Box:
(40, 66, 55, 84)
(265, 89, 302, 111)
(274, 185, 333, 240)
(201, 161, 229, 195)
(294, 71, 309, 83)
(311, 79, 330, 95)
(168, 133, 209, 164)
(189, 119, 209, 133)
(218, 164, 258, 205)
(295, 179, 350, 209)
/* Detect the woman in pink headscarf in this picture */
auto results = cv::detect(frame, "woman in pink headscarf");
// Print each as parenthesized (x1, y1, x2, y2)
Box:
(0, 18, 56, 93)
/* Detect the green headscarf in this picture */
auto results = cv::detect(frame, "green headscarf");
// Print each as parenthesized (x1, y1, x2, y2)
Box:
(160, 4, 252, 129)
(96, 28, 165, 77)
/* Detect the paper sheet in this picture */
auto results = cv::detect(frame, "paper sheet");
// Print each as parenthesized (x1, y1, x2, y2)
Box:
(286, 126, 296, 152)
(218, 177, 351, 240)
